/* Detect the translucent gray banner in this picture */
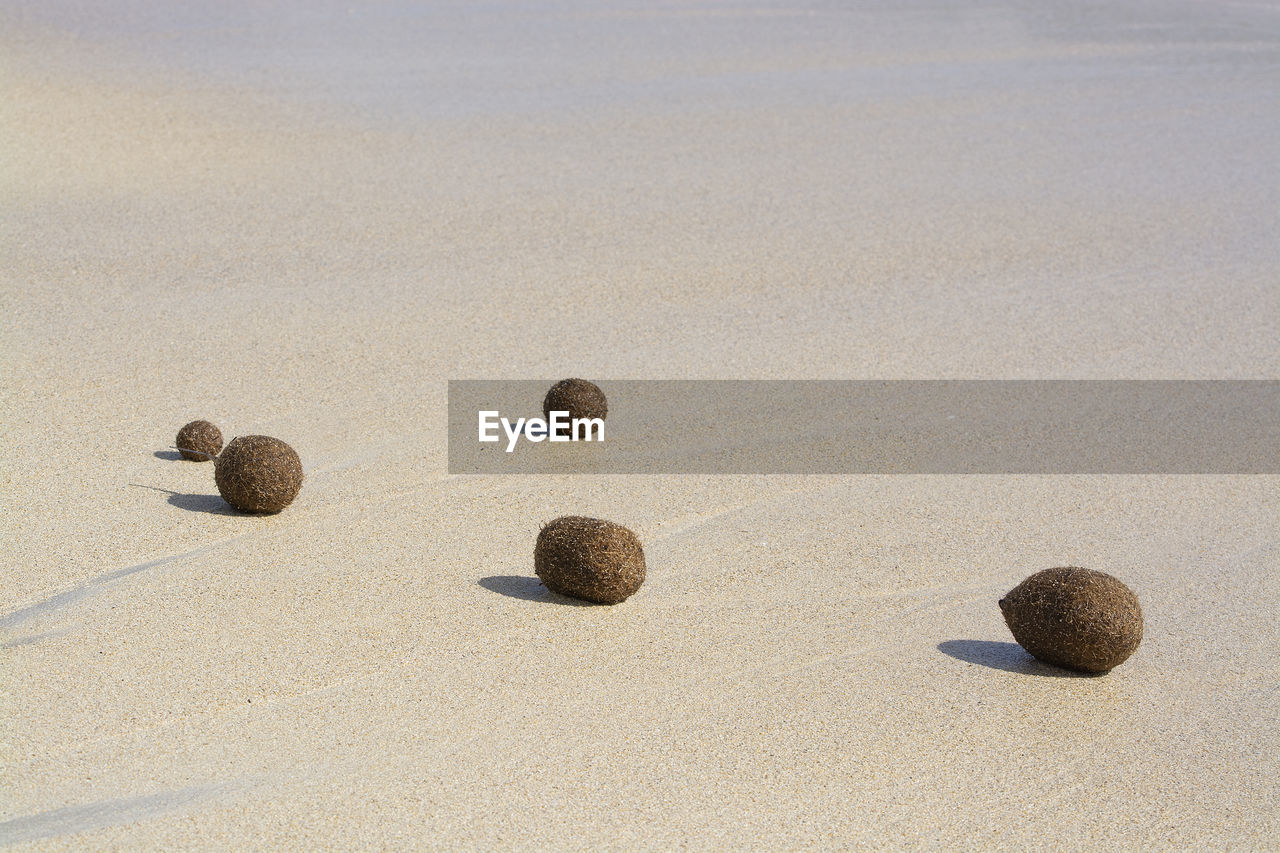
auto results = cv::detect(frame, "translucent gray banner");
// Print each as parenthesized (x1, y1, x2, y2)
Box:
(447, 381, 1279, 474)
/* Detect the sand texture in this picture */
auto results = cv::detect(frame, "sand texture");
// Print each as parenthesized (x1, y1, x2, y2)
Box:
(2, 0, 1278, 849)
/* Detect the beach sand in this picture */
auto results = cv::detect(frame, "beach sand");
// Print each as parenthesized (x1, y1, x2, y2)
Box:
(2, 1, 1278, 848)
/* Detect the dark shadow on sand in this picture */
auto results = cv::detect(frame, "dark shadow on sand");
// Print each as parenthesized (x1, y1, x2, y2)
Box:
(129, 483, 237, 515)
(167, 493, 239, 515)
(937, 640, 1103, 678)
(154, 450, 185, 461)
(478, 575, 596, 606)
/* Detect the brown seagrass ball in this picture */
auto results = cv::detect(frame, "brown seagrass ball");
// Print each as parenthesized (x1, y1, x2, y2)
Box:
(176, 420, 223, 461)
(534, 516, 645, 604)
(214, 435, 303, 514)
(999, 566, 1143, 673)
(542, 379, 607, 434)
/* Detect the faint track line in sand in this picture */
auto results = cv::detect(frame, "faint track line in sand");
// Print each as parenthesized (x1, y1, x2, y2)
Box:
(899, 587, 993, 618)
(1, 628, 70, 649)
(645, 481, 842, 546)
(3, 463, 455, 643)
(618, 580, 1002, 712)
(0, 535, 250, 635)
(0, 779, 254, 846)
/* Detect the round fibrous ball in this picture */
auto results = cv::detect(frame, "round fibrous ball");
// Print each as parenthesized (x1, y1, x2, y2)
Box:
(542, 379, 607, 433)
(534, 515, 645, 604)
(999, 567, 1143, 673)
(176, 420, 223, 461)
(214, 435, 303, 514)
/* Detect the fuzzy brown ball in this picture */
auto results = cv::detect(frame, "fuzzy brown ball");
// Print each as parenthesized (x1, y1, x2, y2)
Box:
(214, 435, 303, 514)
(534, 516, 645, 604)
(176, 420, 223, 461)
(542, 379, 607, 435)
(999, 567, 1143, 673)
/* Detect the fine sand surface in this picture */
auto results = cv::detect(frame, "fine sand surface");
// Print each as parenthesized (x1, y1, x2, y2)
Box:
(2, 1, 1278, 849)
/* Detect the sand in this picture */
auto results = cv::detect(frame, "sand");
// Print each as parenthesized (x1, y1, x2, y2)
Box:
(2, 0, 1278, 848)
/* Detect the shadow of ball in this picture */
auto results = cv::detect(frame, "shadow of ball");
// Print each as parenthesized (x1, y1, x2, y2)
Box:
(214, 435, 303, 514)
(176, 420, 223, 461)
(999, 566, 1143, 673)
(542, 378, 607, 435)
(534, 515, 644, 604)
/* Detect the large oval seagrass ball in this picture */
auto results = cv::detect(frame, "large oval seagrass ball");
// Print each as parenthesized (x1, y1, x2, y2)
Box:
(542, 378, 607, 432)
(999, 567, 1143, 673)
(176, 420, 223, 461)
(214, 435, 303, 514)
(534, 516, 645, 604)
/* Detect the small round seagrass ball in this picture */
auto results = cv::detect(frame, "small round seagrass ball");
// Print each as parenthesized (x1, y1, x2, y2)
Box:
(999, 566, 1143, 673)
(176, 420, 223, 461)
(543, 378, 607, 434)
(534, 515, 645, 604)
(214, 435, 303, 514)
